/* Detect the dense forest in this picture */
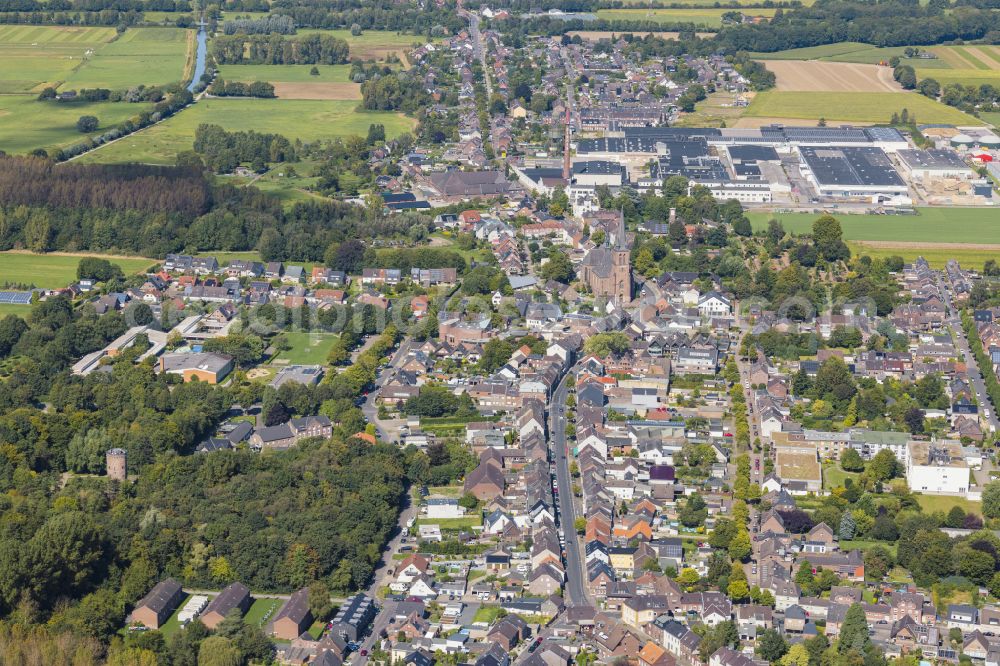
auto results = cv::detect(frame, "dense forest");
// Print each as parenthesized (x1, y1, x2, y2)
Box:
(495, 0, 1000, 52)
(268, 0, 465, 34)
(211, 33, 350, 65)
(0, 157, 438, 260)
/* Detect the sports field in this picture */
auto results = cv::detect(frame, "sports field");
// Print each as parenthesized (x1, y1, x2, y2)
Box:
(761, 60, 901, 93)
(62, 27, 192, 89)
(80, 99, 416, 164)
(596, 7, 778, 26)
(747, 208, 1000, 244)
(272, 331, 340, 365)
(745, 91, 980, 125)
(0, 252, 155, 289)
(0, 94, 148, 155)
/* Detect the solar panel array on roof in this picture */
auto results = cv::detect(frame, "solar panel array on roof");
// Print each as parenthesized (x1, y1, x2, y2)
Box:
(0, 291, 31, 304)
(783, 127, 868, 142)
(799, 146, 905, 187)
(623, 127, 723, 140)
(727, 145, 779, 163)
(864, 127, 906, 143)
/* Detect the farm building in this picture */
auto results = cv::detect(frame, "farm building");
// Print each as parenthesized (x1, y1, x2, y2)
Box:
(132, 578, 185, 629)
(201, 582, 252, 629)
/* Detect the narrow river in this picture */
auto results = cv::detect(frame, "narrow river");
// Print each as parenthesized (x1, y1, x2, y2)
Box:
(187, 23, 208, 93)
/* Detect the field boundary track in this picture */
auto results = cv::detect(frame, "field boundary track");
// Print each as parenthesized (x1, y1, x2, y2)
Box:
(851, 240, 1000, 251)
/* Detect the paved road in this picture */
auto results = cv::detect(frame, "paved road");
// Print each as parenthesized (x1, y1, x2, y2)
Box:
(549, 371, 589, 607)
(362, 337, 414, 442)
(938, 274, 1000, 433)
(353, 488, 419, 665)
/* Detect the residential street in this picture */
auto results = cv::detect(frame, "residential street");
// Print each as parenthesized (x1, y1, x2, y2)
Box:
(938, 275, 1000, 434)
(353, 487, 419, 665)
(549, 371, 590, 608)
(361, 337, 414, 442)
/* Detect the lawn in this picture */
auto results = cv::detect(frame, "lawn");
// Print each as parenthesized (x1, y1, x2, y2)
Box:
(823, 464, 860, 490)
(914, 493, 982, 516)
(746, 208, 1000, 244)
(472, 605, 506, 624)
(272, 331, 340, 365)
(596, 7, 777, 26)
(415, 515, 483, 530)
(0, 94, 150, 156)
(157, 594, 192, 638)
(0, 25, 117, 93)
(0, 251, 155, 289)
(745, 91, 980, 125)
(80, 98, 415, 164)
(839, 539, 897, 557)
(244, 597, 282, 628)
(217, 64, 354, 83)
(63, 27, 192, 89)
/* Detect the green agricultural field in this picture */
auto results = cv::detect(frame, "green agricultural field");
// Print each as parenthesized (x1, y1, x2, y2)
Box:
(596, 7, 777, 25)
(745, 91, 980, 124)
(0, 25, 117, 93)
(980, 111, 1000, 128)
(63, 27, 193, 89)
(0, 304, 31, 318)
(747, 208, 1000, 244)
(0, 94, 149, 155)
(217, 64, 353, 83)
(80, 98, 416, 165)
(846, 244, 999, 270)
(0, 252, 155, 289)
(272, 331, 339, 365)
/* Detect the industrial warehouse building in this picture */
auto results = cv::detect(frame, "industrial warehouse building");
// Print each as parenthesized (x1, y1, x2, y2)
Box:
(797, 146, 909, 200)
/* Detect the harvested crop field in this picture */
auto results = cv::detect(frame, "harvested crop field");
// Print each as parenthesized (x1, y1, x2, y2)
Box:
(762, 60, 901, 93)
(273, 82, 361, 100)
(745, 91, 980, 124)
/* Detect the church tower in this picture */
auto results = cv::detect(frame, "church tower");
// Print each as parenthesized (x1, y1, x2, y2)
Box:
(611, 214, 632, 303)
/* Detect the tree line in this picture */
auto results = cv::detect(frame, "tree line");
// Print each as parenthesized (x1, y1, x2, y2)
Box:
(211, 33, 350, 65)
(208, 79, 277, 99)
(221, 14, 295, 34)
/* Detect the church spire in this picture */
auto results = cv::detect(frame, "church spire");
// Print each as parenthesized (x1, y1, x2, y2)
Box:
(614, 209, 628, 250)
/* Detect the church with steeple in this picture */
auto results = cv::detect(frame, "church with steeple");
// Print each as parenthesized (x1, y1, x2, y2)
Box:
(578, 214, 632, 303)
